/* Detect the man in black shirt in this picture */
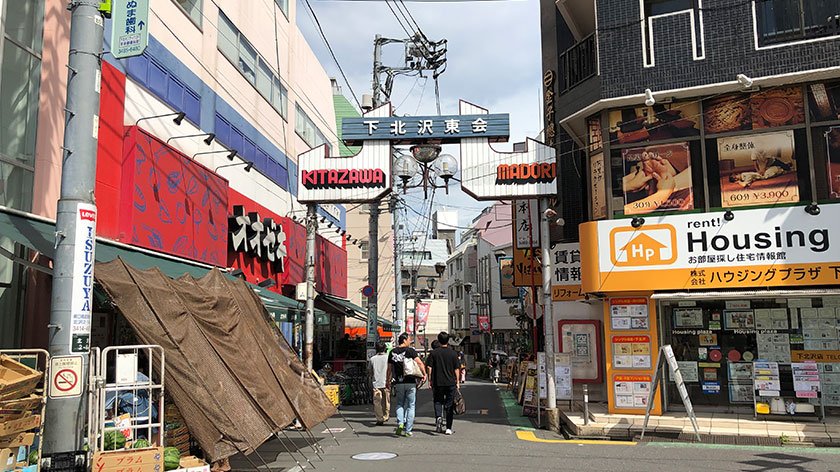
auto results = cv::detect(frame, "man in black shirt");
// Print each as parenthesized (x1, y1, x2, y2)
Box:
(388, 333, 426, 437)
(425, 331, 461, 435)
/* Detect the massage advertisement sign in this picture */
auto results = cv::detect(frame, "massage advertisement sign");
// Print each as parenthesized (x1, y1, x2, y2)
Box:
(717, 130, 798, 208)
(621, 143, 693, 215)
(580, 203, 840, 293)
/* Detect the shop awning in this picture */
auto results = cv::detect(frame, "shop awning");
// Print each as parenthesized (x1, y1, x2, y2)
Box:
(651, 289, 840, 300)
(378, 318, 398, 333)
(95, 258, 336, 461)
(256, 288, 329, 325)
(318, 293, 367, 321)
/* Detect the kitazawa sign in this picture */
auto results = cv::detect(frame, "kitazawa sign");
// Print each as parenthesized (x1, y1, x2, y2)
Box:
(580, 204, 840, 292)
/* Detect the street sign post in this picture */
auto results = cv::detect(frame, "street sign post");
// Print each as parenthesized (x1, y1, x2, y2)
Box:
(111, 0, 149, 59)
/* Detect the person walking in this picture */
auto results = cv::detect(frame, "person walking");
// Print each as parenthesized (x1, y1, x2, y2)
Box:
(368, 342, 390, 426)
(389, 333, 426, 437)
(458, 350, 467, 384)
(426, 332, 461, 435)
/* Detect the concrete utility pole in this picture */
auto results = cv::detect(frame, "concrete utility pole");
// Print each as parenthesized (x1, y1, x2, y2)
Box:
(304, 204, 317, 370)
(392, 195, 404, 328)
(43, 0, 105, 458)
(366, 35, 383, 345)
(540, 198, 559, 431)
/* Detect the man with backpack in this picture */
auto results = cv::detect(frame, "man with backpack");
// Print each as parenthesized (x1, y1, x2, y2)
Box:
(388, 333, 426, 437)
(425, 331, 461, 435)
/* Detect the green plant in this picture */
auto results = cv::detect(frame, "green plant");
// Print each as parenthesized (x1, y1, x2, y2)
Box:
(779, 433, 790, 445)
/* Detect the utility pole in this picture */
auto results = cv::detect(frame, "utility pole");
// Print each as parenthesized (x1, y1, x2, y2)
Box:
(540, 198, 558, 431)
(43, 0, 105, 460)
(304, 204, 317, 370)
(391, 195, 404, 328)
(366, 35, 383, 348)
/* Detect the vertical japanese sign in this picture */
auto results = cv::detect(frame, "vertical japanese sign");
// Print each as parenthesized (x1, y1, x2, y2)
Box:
(543, 70, 556, 145)
(590, 152, 607, 220)
(478, 314, 491, 333)
(71, 203, 97, 353)
(513, 200, 540, 249)
(111, 0, 150, 59)
(550, 242, 582, 301)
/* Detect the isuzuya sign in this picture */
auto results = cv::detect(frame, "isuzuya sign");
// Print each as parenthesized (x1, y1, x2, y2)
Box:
(579, 203, 840, 293)
(296, 100, 556, 203)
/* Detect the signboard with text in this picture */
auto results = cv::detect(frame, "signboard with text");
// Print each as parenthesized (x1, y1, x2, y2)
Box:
(71, 203, 97, 352)
(111, 0, 150, 59)
(341, 113, 509, 145)
(581, 203, 840, 293)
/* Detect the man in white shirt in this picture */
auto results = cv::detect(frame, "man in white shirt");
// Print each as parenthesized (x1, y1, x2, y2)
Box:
(369, 342, 390, 425)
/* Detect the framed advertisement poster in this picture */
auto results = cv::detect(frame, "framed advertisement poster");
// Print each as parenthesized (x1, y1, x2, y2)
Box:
(717, 130, 799, 208)
(620, 143, 694, 215)
(498, 257, 519, 299)
(559, 320, 603, 383)
(827, 127, 840, 198)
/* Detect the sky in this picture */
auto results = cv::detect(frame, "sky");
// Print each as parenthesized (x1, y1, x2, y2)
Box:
(296, 0, 543, 232)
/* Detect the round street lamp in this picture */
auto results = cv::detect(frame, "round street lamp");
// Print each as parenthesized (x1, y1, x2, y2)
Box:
(395, 146, 459, 198)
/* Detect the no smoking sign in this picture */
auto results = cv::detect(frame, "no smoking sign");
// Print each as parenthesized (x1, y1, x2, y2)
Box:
(49, 355, 83, 398)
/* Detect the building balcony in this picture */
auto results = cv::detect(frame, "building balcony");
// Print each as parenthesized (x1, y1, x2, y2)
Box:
(556, 33, 602, 122)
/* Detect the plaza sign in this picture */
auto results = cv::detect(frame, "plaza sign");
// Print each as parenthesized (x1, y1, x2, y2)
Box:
(341, 112, 509, 145)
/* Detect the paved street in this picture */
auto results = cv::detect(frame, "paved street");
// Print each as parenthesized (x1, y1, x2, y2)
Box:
(230, 380, 840, 472)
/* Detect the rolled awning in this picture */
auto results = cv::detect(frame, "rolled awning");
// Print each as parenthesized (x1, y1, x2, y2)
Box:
(95, 258, 335, 461)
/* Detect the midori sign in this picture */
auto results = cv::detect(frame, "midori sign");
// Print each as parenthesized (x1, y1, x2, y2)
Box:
(580, 203, 840, 293)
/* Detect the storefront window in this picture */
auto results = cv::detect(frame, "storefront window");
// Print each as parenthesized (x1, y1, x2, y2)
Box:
(660, 297, 840, 414)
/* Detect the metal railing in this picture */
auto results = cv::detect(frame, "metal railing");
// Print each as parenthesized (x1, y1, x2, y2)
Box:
(559, 33, 598, 93)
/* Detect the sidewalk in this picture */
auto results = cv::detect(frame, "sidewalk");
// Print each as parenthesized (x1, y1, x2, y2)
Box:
(560, 403, 840, 445)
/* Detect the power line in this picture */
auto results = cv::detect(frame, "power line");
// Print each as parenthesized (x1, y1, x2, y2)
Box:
(301, 0, 363, 110)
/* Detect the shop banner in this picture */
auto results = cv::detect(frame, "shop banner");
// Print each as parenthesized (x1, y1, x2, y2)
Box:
(608, 101, 700, 145)
(70, 203, 97, 353)
(415, 302, 430, 328)
(718, 130, 798, 208)
(498, 257, 519, 299)
(621, 143, 693, 215)
(827, 127, 840, 198)
(478, 315, 491, 333)
(550, 242, 583, 301)
(581, 203, 840, 293)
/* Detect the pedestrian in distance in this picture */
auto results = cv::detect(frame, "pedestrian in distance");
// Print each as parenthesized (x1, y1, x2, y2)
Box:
(388, 333, 426, 437)
(425, 331, 461, 435)
(368, 342, 390, 426)
(458, 350, 467, 384)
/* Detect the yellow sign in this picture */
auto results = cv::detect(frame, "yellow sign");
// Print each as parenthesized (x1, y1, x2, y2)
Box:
(581, 204, 840, 293)
(791, 350, 840, 362)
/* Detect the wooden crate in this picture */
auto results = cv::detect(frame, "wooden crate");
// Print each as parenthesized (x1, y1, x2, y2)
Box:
(0, 356, 41, 401)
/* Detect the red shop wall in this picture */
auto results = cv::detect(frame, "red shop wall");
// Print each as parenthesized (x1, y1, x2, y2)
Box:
(94, 62, 229, 266)
(116, 127, 229, 265)
(227, 189, 347, 298)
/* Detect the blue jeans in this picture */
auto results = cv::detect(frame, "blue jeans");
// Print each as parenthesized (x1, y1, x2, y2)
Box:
(394, 382, 417, 432)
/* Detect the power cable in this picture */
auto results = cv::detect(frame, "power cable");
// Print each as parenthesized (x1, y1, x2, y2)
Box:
(301, 0, 363, 109)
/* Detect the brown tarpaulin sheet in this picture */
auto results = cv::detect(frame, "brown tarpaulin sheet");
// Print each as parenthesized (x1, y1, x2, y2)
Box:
(95, 258, 336, 461)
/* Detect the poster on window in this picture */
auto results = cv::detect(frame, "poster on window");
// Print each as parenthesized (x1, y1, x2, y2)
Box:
(717, 130, 798, 208)
(807, 81, 840, 122)
(608, 100, 700, 145)
(827, 127, 840, 198)
(498, 256, 519, 299)
(704, 86, 805, 134)
(621, 143, 693, 215)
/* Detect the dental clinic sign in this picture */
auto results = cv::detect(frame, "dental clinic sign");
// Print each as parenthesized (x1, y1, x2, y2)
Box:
(580, 204, 840, 293)
(71, 203, 97, 353)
